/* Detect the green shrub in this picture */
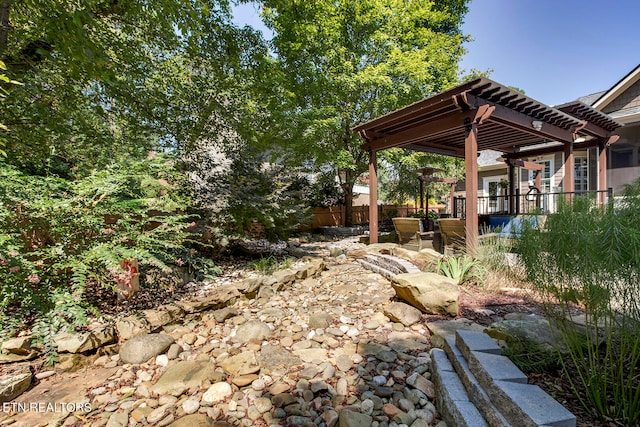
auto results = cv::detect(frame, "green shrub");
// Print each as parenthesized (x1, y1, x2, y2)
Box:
(251, 255, 296, 275)
(514, 181, 640, 424)
(0, 155, 219, 360)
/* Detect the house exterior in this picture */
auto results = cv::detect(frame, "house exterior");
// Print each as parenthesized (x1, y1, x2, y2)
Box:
(473, 64, 640, 208)
(592, 64, 640, 192)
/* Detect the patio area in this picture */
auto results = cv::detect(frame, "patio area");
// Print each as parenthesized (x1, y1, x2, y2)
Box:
(353, 77, 622, 253)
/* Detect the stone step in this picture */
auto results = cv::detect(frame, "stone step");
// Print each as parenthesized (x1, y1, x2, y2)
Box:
(431, 348, 489, 427)
(357, 254, 421, 279)
(442, 337, 512, 427)
(454, 330, 575, 427)
(356, 259, 397, 279)
(432, 329, 576, 427)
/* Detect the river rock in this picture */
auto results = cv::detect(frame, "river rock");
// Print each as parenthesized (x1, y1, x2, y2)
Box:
(0, 372, 31, 402)
(150, 360, 225, 395)
(233, 320, 272, 343)
(168, 414, 217, 427)
(384, 301, 422, 326)
(202, 382, 233, 404)
(338, 408, 373, 427)
(54, 325, 115, 353)
(119, 333, 174, 364)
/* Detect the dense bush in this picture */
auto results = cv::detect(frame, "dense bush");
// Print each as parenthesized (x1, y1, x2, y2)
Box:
(514, 181, 640, 424)
(0, 155, 219, 354)
(183, 139, 311, 241)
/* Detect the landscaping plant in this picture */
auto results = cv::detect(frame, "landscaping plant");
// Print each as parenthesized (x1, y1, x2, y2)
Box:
(514, 182, 640, 424)
(0, 155, 220, 362)
(436, 255, 483, 285)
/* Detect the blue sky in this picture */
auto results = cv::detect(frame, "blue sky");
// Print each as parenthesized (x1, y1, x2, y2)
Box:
(460, 0, 640, 105)
(232, 1, 640, 106)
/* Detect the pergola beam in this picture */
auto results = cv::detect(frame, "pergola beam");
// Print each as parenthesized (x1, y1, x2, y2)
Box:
(361, 108, 487, 152)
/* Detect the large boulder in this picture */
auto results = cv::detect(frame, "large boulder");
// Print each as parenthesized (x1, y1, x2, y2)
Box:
(119, 333, 175, 364)
(384, 302, 422, 326)
(1, 336, 33, 355)
(391, 272, 459, 317)
(176, 285, 240, 313)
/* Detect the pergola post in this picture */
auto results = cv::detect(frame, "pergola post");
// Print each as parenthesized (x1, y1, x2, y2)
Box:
(508, 161, 515, 215)
(598, 143, 607, 204)
(563, 141, 575, 197)
(368, 149, 378, 244)
(449, 184, 455, 215)
(464, 120, 479, 255)
(418, 176, 424, 210)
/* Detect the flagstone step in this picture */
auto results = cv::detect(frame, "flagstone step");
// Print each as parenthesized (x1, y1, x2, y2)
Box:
(431, 329, 576, 427)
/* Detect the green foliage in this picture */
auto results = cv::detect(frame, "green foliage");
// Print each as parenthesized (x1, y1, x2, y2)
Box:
(0, 0, 265, 177)
(514, 181, 640, 424)
(503, 333, 560, 374)
(379, 148, 464, 204)
(262, 0, 470, 220)
(0, 155, 219, 356)
(436, 255, 482, 285)
(183, 141, 312, 241)
(251, 255, 296, 275)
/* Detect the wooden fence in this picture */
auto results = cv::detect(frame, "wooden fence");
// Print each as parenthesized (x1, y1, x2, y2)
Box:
(309, 204, 425, 229)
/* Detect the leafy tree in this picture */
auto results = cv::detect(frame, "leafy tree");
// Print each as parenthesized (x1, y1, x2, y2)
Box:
(261, 0, 470, 225)
(0, 0, 262, 177)
(379, 148, 464, 205)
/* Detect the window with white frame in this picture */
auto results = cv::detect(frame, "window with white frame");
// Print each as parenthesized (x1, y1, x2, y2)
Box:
(574, 155, 588, 192)
(529, 159, 552, 192)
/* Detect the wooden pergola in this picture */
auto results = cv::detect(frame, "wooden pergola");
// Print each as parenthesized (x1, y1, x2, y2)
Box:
(353, 77, 622, 254)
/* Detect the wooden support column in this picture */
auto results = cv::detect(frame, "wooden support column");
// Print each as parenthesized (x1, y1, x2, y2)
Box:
(449, 184, 455, 215)
(418, 176, 424, 210)
(563, 141, 575, 195)
(508, 162, 515, 215)
(368, 149, 379, 244)
(464, 120, 479, 255)
(597, 136, 619, 204)
(598, 144, 607, 205)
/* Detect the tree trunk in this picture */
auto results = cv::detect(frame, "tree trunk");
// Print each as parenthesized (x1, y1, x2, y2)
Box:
(339, 169, 355, 227)
(0, 1, 10, 55)
(344, 182, 354, 227)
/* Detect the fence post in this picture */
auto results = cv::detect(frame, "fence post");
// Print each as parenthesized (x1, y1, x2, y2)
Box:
(515, 189, 520, 215)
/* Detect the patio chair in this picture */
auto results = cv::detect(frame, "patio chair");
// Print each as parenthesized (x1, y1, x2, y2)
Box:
(437, 218, 467, 254)
(437, 218, 510, 254)
(392, 217, 433, 251)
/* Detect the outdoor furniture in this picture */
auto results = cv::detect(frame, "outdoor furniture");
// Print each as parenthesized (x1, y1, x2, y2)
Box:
(392, 217, 433, 251)
(437, 218, 507, 254)
(437, 218, 467, 254)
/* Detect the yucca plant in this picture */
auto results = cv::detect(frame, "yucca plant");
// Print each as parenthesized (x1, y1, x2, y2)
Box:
(436, 255, 483, 285)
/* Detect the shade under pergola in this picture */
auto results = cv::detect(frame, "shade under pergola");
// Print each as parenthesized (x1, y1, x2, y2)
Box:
(353, 77, 622, 253)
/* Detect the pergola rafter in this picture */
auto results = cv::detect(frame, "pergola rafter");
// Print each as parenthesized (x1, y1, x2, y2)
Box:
(353, 77, 622, 254)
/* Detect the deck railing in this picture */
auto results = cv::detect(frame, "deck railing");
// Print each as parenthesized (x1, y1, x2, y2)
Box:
(453, 188, 613, 218)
